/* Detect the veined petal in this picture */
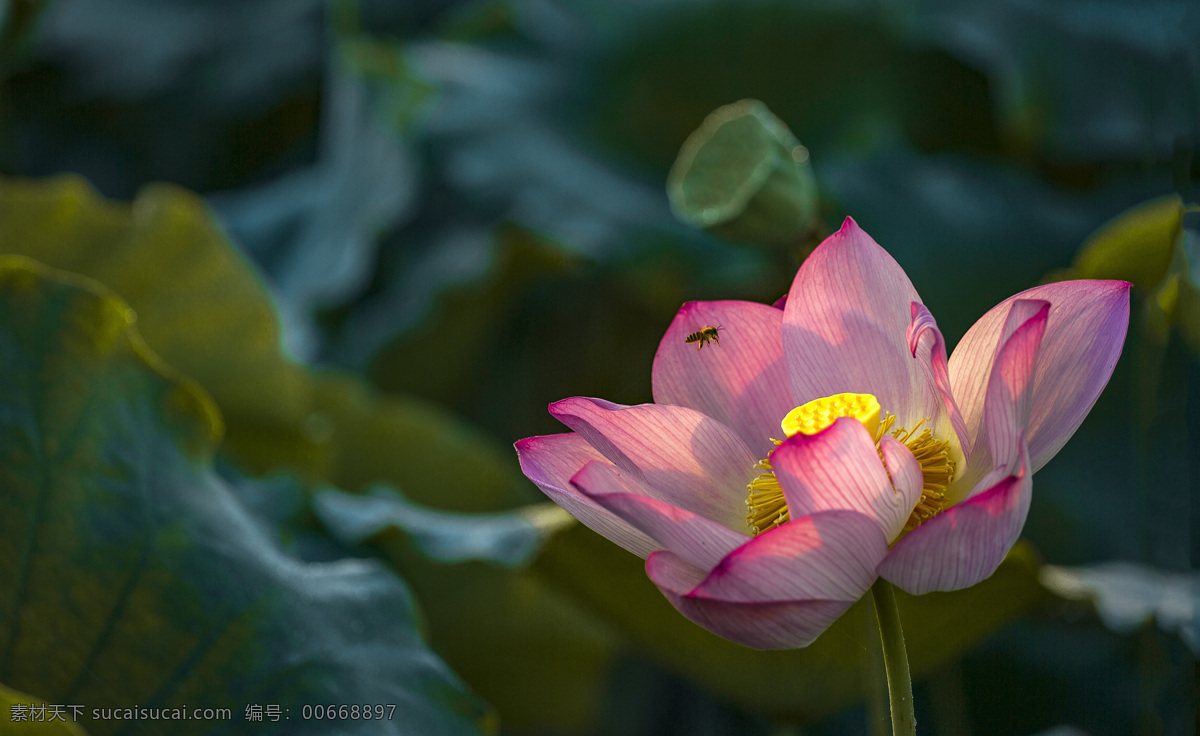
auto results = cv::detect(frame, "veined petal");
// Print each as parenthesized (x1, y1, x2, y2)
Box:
(572, 460, 749, 568)
(647, 553, 857, 650)
(879, 439, 1031, 594)
(948, 280, 1130, 474)
(672, 510, 887, 604)
(985, 301, 1048, 473)
(782, 218, 938, 428)
(652, 300, 794, 457)
(908, 301, 970, 464)
(771, 417, 920, 542)
(515, 434, 659, 558)
(953, 300, 1049, 495)
(549, 397, 758, 532)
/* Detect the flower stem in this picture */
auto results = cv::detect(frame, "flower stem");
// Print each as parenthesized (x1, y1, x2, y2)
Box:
(870, 578, 916, 736)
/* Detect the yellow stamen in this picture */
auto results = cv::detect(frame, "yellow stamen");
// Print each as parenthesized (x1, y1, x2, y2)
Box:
(745, 393, 956, 537)
(746, 456, 789, 534)
(896, 420, 954, 532)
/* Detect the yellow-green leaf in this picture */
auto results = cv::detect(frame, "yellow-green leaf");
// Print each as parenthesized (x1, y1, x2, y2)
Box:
(1063, 194, 1185, 291)
(0, 683, 88, 735)
(0, 174, 311, 437)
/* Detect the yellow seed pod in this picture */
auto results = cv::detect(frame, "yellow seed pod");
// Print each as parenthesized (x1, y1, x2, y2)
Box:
(781, 393, 880, 437)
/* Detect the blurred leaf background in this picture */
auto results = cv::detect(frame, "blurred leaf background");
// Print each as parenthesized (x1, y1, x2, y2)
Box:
(0, 0, 1196, 735)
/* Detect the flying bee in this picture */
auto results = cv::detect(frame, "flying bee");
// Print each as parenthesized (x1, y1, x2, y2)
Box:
(684, 325, 723, 351)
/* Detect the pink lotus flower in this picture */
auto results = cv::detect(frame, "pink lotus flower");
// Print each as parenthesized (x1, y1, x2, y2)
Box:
(516, 218, 1129, 649)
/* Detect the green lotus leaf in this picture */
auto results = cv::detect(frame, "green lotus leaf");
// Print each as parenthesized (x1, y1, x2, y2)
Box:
(311, 480, 621, 734)
(315, 487, 574, 568)
(0, 257, 491, 736)
(311, 485, 623, 730)
(1040, 562, 1196, 653)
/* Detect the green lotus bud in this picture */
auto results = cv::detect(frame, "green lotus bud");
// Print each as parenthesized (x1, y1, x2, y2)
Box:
(667, 99, 818, 246)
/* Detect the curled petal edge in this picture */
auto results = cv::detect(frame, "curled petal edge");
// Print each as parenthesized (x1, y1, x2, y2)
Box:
(908, 301, 970, 461)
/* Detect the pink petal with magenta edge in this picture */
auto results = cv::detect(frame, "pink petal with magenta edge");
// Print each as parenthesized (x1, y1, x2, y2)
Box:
(656, 509, 888, 604)
(515, 433, 658, 558)
(572, 460, 748, 568)
(652, 300, 795, 458)
(879, 439, 1031, 594)
(771, 417, 922, 543)
(549, 397, 758, 532)
(644, 509, 887, 649)
(948, 280, 1130, 474)
(783, 217, 940, 429)
(649, 556, 857, 649)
